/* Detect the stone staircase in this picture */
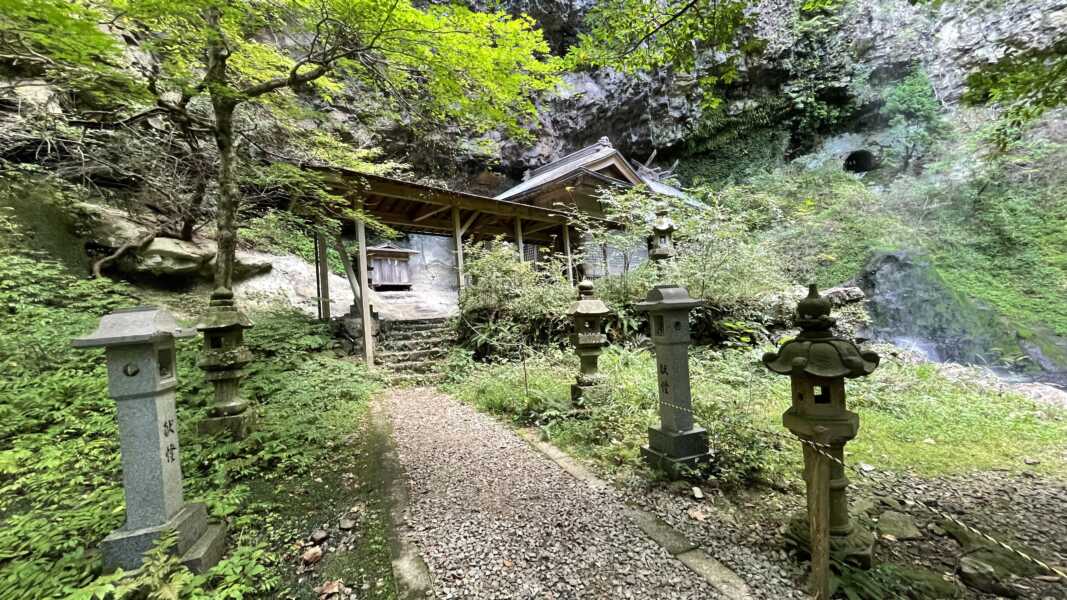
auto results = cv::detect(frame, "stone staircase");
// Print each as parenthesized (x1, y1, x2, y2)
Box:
(375, 317, 454, 385)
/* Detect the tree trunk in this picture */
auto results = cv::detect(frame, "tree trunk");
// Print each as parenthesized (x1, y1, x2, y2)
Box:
(212, 99, 239, 291)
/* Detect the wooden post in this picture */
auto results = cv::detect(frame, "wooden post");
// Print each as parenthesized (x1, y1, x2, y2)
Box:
(315, 232, 331, 321)
(453, 207, 465, 290)
(355, 220, 374, 365)
(332, 237, 361, 308)
(514, 217, 524, 262)
(806, 444, 832, 600)
(562, 224, 574, 284)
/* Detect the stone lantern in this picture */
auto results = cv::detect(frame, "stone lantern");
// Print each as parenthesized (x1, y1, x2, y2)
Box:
(649, 203, 676, 262)
(197, 288, 254, 438)
(637, 204, 710, 473)
(762, 284, 880, 596)
(73, 307, 226, 573)
(568, 279, 610, 404)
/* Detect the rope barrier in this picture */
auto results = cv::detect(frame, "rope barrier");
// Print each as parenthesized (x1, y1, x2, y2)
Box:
(651, 390, 1067, 581)
(454, 316, 1065, 581)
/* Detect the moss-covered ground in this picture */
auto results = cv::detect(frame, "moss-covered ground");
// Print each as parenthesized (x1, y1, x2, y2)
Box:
(0, 198, 395, 598)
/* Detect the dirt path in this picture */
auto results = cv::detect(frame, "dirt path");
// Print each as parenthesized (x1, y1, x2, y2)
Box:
(384, 387, 732, 599)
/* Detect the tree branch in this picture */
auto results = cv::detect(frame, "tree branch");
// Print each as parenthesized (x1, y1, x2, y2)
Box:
(68, 107, 167, 130)
(618, 0, 701, 59)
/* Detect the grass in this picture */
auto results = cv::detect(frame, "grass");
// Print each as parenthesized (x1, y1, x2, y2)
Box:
(0, 206, 394, 597)
(445, 345, 1067, 483)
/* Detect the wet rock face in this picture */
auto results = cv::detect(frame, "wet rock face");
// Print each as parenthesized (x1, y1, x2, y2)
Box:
(859, 251, 1067, 376)
(498, 68, 704, 174)
(857, 250, 1014, 365)
(932, 0, 1067, 102)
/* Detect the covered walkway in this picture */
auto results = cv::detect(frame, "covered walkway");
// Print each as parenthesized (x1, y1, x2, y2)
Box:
(303, 166, 593, 364)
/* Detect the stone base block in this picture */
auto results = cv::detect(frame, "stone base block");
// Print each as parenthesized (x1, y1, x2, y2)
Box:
(785, 513, 875, 569)
(570, 383, 608, 405)
(198, 409, 254, 439)
(642, 426, 710, 475)
(180, 522, 227, 573)
(102, 502, 227, 573)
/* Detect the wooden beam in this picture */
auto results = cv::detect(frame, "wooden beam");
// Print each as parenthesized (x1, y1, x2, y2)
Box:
(514, 217, 524, 262)
(524, 221, 558, 235)
(563, 224, 574, 285)
(452, 207, 465, 291)
(413, 204, 450, 223)
(355, 219, 374, 365)
(333, 236, 361, 309)
(460, 211, 479, 236)
(315, 232, 330, 321)
(319, 171, 569, 223)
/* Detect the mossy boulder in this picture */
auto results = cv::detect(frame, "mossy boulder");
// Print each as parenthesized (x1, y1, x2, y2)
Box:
(894, 565, 962, 599)
(941, 519, 1044, 597)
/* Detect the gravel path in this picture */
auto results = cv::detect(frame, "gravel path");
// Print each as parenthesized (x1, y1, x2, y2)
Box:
(385, 387, 727, 599)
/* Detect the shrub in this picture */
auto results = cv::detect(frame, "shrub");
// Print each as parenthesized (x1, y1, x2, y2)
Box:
(458, 238, 574, 356)
(447, 345, 785, 487)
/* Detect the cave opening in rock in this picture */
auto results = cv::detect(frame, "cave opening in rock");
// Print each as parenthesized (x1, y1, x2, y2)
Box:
(844, 150, 876, 173)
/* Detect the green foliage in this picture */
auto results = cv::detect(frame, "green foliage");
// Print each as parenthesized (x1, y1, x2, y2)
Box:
(0, 214, 383, 596)
(446, 346, 787, 486)
(69, 535, 276, 599)
(0, 0, 145, 101)
(65, 0, 558, 138)
(780, 3, 856, 139)
(567, 0, 751, 108)
(577, 184, 789, 307)
(880, 68, 947, 170)
(458, 238, 574, 355)
(887, 128, 1067, 337)
(717, 166, 908, 287)
(238, 210, 353, 276)
(964, 41, 1067, 147)
(674, 118, 789, 186)
(240, 163, 395, 239)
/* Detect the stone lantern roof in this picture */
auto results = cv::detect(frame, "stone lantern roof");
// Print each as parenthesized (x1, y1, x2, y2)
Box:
(636, 285, 702, 312)
(568, 280, 610, 316)
(762, 284, 879, 379)
(73, 306, 194, 348)
(196, 288, 253, 331)
(651, 204, 676, 237)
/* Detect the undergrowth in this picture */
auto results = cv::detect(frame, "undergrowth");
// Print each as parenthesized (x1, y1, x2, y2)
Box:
(444, 344, 1067, 484)
(0, 209, 387, 598)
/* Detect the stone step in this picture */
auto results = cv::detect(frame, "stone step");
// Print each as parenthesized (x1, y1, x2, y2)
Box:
(384, 328, 453, 341)
(378, 358, 437, 373)
(388, 371, 445, 387)
(378, 335, 454, 352)
(376, 348, 448, 364)
(385, 318, 451, 329)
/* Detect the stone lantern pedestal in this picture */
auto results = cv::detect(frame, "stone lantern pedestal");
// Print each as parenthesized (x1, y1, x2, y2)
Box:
(73, 307, 226, 573)
(763, 285, 880, 598)
(197, 288, 254, 439)
(568, 280, 610, 405)
(637, 285, 710, 473)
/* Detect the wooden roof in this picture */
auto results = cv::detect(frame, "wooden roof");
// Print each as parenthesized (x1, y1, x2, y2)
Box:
(307, 165, 580, 244)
